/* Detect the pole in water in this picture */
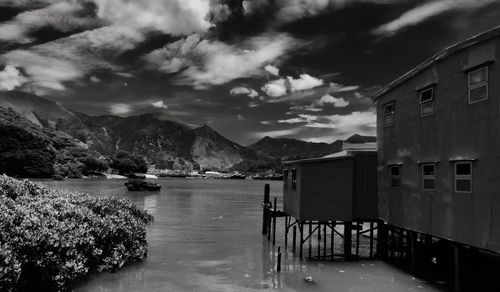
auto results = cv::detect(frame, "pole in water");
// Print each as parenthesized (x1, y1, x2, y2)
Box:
(317, 222, 321, 259)
(293, 225, 297, 253)
(308, 222, 312, 258)
(331, 222, 334, 261)
(369, 222, 374, 258)
(277, 246, 282, 272)
(323, 223, 327, 260)
(300, 222, 304, 260)
(262, 184, 270, 235)
(285, 217, 288, 249)
(272, 197, 277, 245)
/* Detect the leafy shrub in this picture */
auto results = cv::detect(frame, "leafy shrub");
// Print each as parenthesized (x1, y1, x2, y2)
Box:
(0, 175, 154, 291)
(110, 151, 147, 174)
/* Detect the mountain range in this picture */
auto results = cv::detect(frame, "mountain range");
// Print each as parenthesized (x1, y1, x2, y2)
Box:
(0, 90, 376, 176)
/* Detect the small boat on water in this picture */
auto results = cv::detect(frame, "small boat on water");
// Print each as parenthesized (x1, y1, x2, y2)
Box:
(125, 173, 162, 191)
(51, 175, 66, 181)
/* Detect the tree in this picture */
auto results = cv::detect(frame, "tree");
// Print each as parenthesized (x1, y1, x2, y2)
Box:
(110, 151, 147, 174)
(79, 157, 108, 175)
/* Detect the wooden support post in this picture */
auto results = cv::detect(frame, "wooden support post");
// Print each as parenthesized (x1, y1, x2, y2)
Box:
(308, 222, 312, 258)
(453, 244, 460, 292)
(317, 222, 321, 259)
(409, 231, 417, 273)
(262, 184, 270, 235)
(292, 225, 297, 253)
(277, 246, 282, 272)
(356, 221, 360, 258)
(376, 221, 388, 260)
(390, 229, 395, 259)
(299, 222, 304, 260)
(331, 222, 334, 261)
(323, 223, 327, 260)
(272, 197, 277, 245)
(369, 222, 374, 258)
(284, 217, 288, 249)
(344, 221, 352, 260)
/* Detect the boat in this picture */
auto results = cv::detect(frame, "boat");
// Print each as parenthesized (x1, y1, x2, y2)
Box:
(124, 174, 162, 191)
(51, 175, 66, 181)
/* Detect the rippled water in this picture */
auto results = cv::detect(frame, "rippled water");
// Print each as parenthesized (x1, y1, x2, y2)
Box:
(37, 178, 442, 292)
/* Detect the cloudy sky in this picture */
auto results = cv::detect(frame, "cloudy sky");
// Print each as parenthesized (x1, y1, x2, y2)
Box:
(1, 0, 500, 145)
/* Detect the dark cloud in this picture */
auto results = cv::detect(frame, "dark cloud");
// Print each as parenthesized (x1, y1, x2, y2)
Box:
(1, 0, 500, 144)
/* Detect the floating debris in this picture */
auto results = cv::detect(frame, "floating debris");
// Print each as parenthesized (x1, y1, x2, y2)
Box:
(304, 276, 313, 282)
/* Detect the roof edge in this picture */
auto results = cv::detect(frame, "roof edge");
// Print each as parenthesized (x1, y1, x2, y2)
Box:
(372, 25, 500, 101)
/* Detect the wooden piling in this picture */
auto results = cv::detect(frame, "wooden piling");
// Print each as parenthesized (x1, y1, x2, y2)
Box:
(272, 197, 277, 245)
(308, 222, 312, 258)
(331, 222, 334, 261)
(369, 222, 374, 258)
(299, 222, 304, 260)
(453, 244, 460, 292)
(292, 226, 297, 253)
(277, 246, 282, 272)
(317, 222, 321, 259)
(356, 221, 360, 258)
(344, 222, 352, 260)
(323, 224, 327, 260)
(262, 184, 270, 235)
(284, 217, 288, 249)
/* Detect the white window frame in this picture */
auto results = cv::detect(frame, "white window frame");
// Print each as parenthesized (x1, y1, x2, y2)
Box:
(384, 102, 395, 127)
(468, 66, 488, 104)
(420, 87, 434, 117)
(389, 165, 400, 189)
(455, 162, 472, 193)
(421, 163, 435, 191)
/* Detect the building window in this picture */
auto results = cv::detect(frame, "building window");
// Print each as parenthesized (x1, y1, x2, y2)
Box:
(390, 165, 400, 189)
(455, 162, 472, 193)
(468, 66, 488, 104)
(384, 102, 395, 127)
(291, 169, 297, 190)
(422, 164, 435, 191)
(283, 169, 288, 190)
(420, 87, 434, 117)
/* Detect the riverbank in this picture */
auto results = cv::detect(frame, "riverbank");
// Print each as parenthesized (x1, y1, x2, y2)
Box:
(0, 175, 153, 291)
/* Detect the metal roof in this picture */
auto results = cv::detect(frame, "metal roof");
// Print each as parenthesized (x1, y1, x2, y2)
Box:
(372, 25, 500, 101)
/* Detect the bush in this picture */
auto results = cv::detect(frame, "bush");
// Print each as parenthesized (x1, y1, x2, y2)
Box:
(0, 175, 154, 291)
(110, 151, 147, 175)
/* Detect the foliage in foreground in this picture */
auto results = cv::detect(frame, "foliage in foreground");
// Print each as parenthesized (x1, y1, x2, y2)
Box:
(0, 175, 154, 291)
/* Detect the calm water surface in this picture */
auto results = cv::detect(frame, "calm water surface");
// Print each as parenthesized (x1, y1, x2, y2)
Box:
(38, 178, 442, 292)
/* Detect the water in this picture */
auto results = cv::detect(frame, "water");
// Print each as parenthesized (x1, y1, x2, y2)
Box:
(37, 178, 442, 292)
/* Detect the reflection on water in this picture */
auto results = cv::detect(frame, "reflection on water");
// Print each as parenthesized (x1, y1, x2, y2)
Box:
(37, 178, 442, 292)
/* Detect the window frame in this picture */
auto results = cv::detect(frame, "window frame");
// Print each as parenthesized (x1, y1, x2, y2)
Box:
(389, 165, 401, 189)
(421, 163, 435, 191)
(291, 168, 297, 190)
(419, 87, 434, 117)
(468, 66, 488, 104)
(384, 101, 395, 127)
(454, 161, 472, 193)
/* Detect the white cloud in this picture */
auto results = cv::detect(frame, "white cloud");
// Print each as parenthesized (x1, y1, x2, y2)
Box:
(95, 0, 213, 35)
(317, 94, 349, 107)
(261, 79, 287, 97)
(89, 75, 101, 83)
(287, 74, 324, 92)
(252, 128, 301, 139)
(146, 33, 297, 88)
(0, 2, 97, 44)
(329, 82, 360, 92)
(264, 64, 280, 76)
(151, 100, 168, 110)
(109, 103, 132, 115)
(289, 104, 323, 112)
(0, 65, 27, 91)
(230, 86, 259, 98)
(374, 0, 495, 36)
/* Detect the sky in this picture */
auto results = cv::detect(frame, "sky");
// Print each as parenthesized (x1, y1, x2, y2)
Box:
(0, 0, 500, 145)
